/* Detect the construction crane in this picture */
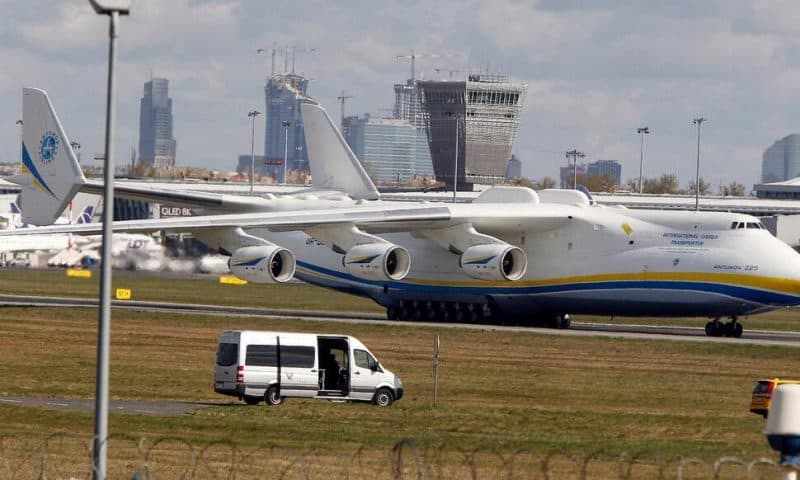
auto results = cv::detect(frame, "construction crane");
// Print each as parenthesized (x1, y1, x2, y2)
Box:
(434, 68, 466, 80)
(257, 42, 285, 77)
(337, 90, 354, 129)
(396, 49, 459, 82)
(290, 43, 317, 74)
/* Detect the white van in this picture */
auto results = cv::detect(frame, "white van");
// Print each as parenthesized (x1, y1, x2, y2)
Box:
(214, 330, 404, 407)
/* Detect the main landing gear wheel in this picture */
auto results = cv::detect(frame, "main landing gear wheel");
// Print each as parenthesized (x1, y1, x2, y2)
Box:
(704, 317, 743, 338)
(547, 314, 571, 329)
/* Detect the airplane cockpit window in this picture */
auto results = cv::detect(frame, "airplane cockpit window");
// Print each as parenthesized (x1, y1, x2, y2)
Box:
(731, 221, 766, 230)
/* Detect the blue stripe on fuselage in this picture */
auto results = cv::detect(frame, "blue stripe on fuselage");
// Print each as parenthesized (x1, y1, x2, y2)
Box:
(295, 260, 800, 306)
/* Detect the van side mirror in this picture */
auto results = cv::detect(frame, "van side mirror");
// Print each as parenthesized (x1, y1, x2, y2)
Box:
(370, 360, 379, 371)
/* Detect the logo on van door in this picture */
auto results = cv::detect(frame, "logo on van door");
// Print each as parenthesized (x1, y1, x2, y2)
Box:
(285, 372, 294, 380)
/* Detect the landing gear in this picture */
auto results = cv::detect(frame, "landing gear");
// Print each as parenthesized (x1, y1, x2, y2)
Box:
(384, 301, 495, 324)
(547, 314, 571, 329)
(704, 316, 743, 338)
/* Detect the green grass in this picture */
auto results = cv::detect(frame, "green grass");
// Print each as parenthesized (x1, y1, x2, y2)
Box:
(0, 306, 796, 459)
(0, 268, 798, 476)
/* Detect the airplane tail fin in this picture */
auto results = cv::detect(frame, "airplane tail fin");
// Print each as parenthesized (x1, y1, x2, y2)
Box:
(8, 88, 86, 226)
(75, 205, 95, 224)
(300, 101, 379, 200)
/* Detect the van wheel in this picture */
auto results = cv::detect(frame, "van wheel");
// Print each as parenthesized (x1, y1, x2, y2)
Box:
(243, 395, 261, 406)
(265, 386, 284, 406)
(372, 388, 394, 407)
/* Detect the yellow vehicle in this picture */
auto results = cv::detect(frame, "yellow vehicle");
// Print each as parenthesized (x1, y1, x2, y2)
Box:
(750, 378, 800, 418)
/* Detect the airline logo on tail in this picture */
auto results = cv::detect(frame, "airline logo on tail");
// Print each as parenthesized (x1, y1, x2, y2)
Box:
(76, 206, 94, 224)
(21, 143, 57, 199)
(39, 131, 59, 163)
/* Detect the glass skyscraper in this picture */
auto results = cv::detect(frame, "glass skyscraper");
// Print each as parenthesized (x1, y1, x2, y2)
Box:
(343, 115, 433, 184)
(138, 78, 176, 169)
(264, 73, 310, 181)
(762, 134, 800, 183)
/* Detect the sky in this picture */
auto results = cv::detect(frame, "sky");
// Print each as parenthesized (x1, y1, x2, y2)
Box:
(3, 0, 800, 190)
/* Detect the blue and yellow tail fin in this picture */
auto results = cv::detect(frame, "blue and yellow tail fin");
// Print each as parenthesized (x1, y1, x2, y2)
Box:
(7, 88, 85, 226)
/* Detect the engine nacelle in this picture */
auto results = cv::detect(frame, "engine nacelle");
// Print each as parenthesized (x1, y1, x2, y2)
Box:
(344, 243, 411, 281)
(460, 244, 527, 281)
(228, 245, 296, 283)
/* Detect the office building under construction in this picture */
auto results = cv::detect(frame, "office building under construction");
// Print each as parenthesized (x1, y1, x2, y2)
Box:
(417, 74, 527, 188)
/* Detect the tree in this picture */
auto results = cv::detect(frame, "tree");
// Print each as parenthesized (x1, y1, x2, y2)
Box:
(720, 181, 746, 196)
(685, 177, 711, 195)
(538, 177, 556, 190)
(585, 174, 617, 193)
(641, 173, 680, 194)
(510, 176, 536, 189)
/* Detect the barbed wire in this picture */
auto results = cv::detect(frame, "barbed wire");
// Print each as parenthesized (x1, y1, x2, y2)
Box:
(0, 432, 793, 479)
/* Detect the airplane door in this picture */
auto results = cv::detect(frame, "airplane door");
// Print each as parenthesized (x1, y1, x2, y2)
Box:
(350, 348, 381, 401)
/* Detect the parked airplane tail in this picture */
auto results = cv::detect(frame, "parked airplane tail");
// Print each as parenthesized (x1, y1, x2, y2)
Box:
(75, 205, 94, 224)
(300, 101, 380, 200)
(8, 88, 85, 226)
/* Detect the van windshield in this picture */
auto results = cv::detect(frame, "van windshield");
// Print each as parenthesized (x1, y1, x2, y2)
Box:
(753, 381, 773, 394)
(216, 343, 238, 367)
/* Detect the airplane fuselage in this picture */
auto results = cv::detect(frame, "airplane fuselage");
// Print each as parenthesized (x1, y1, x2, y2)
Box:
(240, 198, 800, 319)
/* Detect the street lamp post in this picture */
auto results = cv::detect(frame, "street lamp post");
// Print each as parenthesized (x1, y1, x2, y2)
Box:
(282, 120, 291, 184)
(248, 110, 260, 195)
(15, 120, 22, 163)
(88, 1, 129, 479)
(453, 116, 460, 203)
(636, 126, 649, 194)
(693, 117, 706, 212)
(566, 149, 585, 190)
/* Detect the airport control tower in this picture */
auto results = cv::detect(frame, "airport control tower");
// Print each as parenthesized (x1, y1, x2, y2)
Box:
(417, 74, 527, 189)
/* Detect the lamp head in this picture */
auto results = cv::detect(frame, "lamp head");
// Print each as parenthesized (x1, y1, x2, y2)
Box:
(89, 0, 131, 15)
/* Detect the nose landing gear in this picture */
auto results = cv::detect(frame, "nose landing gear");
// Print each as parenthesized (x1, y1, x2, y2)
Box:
(704, 316, 743, 338)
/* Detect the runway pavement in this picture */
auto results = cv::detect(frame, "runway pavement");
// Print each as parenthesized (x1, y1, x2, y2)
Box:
(1, 294, 798, 347)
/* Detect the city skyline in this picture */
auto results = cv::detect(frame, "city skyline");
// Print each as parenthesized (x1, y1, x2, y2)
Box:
(4, 1, 800, 188)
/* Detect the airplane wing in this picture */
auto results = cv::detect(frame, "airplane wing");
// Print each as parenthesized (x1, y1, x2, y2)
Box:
(0, 203, 573, 237)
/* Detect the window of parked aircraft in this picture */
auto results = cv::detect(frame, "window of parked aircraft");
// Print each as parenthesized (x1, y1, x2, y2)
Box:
(216, 343, 238, 367)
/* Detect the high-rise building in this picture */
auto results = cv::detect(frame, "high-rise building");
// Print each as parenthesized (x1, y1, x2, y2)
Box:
(393, 79, 425, 129)
(138, 78, 176, 169)
(264, 73, 310, 181)
(505, 154, 522, 180)
(762, 134, 800, 183)
(587, 159, 622, 186)
(417, 74, 527, 189)
(343, 114, 433, 184)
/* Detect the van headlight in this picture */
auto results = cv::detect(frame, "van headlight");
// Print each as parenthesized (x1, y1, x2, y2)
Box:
(394, 376, 403, 388)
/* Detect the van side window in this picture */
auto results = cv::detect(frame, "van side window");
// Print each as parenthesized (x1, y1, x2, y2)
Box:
(280, 346, 315, 368)
(354, 349, 376, 369)
(245, 345, 315, 368)
(246, 345, 276, 367)
(216, 343, 238, 367)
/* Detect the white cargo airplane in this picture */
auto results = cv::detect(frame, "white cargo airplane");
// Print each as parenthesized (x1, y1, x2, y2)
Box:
(5, 88, 800, 337)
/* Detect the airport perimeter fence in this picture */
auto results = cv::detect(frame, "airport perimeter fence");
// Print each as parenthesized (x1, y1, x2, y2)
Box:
(0, 433, 797, 479)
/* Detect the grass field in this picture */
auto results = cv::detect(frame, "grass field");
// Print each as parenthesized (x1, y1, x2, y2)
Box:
(0, 268, 798, 477)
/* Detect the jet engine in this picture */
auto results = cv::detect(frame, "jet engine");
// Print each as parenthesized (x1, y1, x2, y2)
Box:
(344, 243, 411, 281)
(228, 245, 296, 283)
(460, 244, 527, 281)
